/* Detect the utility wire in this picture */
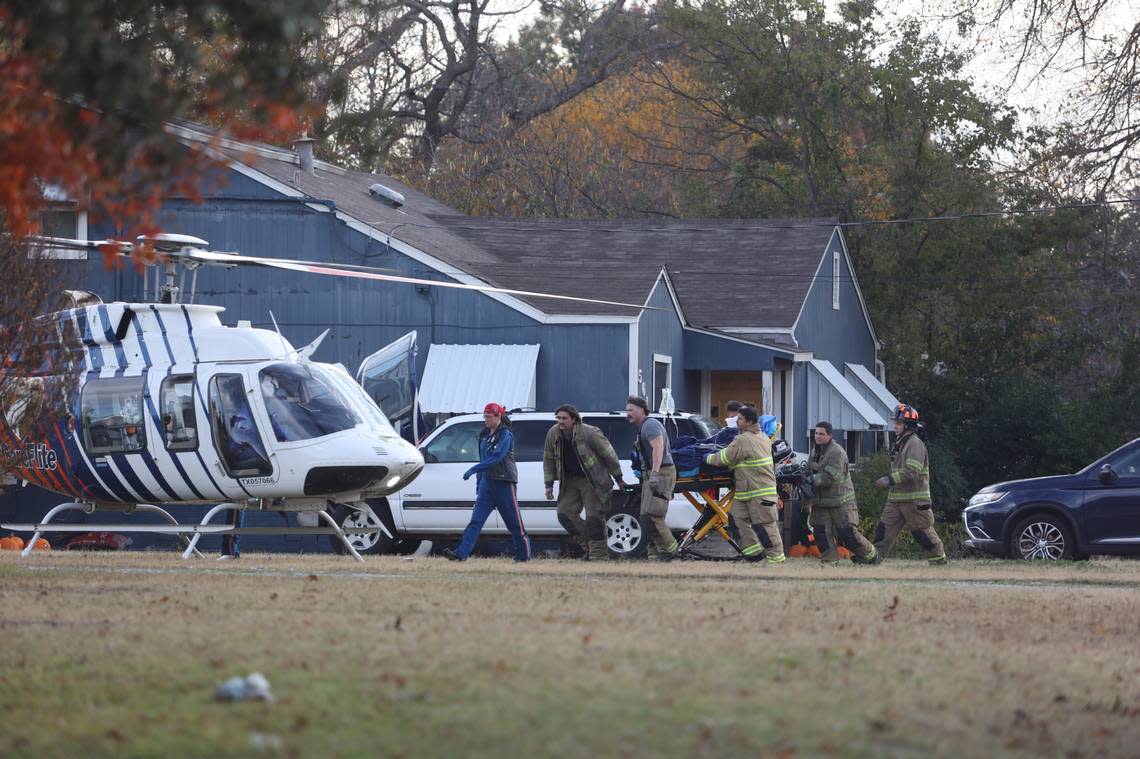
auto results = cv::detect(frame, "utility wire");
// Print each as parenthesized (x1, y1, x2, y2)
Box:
(360, 197, 1140, 235)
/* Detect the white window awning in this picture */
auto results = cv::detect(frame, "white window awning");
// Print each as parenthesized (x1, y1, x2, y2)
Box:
(844, 363, 901, 423)
(805, 360, 887, 433)
(418, 344, 540, 414)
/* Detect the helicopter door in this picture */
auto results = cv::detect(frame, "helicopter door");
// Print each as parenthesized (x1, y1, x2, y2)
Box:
(208, 373, 272, 478)
(358, 331, 421, 443)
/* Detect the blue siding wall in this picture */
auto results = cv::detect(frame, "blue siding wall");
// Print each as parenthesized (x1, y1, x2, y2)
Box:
(636, 277, 686, 408)
(792, 231, 876, 368)
(78, 173, 630, 413)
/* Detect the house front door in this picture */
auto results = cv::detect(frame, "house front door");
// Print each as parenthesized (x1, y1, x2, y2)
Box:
(709, 371, 764, 423)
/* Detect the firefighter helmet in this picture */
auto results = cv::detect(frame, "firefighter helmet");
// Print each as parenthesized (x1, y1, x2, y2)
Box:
(894, 403, 920, 425)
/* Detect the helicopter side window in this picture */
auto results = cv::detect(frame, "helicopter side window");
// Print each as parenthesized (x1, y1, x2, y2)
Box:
(208, 374, 272, 477)
(159, 375, 197, 451)
(257, 364, 361, 443)
(80, 376, 147, 455)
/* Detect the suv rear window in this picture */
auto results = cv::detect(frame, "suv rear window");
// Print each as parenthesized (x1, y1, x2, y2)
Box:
(510, 420, 548, 463)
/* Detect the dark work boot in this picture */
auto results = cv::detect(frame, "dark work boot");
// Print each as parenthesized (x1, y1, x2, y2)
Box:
(442, 547, 464, 562)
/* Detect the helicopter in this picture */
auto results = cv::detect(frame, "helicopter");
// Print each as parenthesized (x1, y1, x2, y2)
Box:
(0, 233, 653, 561)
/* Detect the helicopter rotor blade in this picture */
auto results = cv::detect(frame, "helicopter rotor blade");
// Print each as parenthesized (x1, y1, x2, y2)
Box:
(178, 249, 658, 312)
(20, 236, 134, 254)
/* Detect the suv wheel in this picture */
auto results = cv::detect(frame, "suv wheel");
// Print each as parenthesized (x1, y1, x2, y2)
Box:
(327, 501, 421, 556)
(1009, 514, 1075, 561)
(606, 496, 646, 558)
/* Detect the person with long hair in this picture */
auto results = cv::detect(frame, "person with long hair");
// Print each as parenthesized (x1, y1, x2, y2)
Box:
(443, 403, 532, 562)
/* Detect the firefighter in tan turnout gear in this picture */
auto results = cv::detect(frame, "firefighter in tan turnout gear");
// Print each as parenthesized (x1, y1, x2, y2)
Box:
(808, 421, 878, 564)
(544, 404, 626, 560)
(873, 404, 948, 564)
(704, 405, 785, 564)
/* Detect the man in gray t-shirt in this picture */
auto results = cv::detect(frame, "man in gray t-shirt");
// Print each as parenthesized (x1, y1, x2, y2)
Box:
(626, 395, 678, 560)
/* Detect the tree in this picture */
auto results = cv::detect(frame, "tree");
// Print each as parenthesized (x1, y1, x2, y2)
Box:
(313, 0, 666, 172)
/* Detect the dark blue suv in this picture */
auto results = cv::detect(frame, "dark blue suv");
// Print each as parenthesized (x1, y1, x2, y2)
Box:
(963, 438, 1140, 560)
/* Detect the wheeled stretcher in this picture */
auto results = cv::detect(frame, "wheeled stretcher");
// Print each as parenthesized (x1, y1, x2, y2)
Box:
(622, 437, 805, 559)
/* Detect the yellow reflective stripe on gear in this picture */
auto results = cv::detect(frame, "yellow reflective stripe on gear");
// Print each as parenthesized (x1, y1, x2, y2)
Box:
(905, 458, 925, 471)
(887, 491, 931, 502)
(736, 486, 778, 499)
(736, 457, 773, 468)
(766, 553, 786, 563)
(582, 456, 597, 467)
(741, 544, 763, 556)
(719, 449, 730, 466)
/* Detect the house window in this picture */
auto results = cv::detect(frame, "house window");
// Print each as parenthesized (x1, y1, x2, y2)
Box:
(38, 201, 88, 259)
(81, 377, 147, 454)
(832, 250, 841, 310)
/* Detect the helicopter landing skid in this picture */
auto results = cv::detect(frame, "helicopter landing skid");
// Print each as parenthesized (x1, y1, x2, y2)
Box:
(3, 501, 370, 563)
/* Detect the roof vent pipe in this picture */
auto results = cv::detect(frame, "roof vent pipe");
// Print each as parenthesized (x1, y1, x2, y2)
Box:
(294, 135, 316, 175)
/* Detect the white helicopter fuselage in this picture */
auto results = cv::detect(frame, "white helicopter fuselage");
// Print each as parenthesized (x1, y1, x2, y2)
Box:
(1, 302, 424, 508)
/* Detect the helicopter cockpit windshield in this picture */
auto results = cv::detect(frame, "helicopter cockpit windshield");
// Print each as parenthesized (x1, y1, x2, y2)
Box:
(259, 363, 362, 443)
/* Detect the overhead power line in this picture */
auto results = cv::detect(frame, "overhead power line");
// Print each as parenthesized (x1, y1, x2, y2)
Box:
(359, 197, 1140, 236)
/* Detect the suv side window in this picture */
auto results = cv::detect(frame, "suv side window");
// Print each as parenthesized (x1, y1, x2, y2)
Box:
(1108, 446, 1140, 477)
(589, 417, 637, 461)
(423, 422, 482, 463)
(510, 420, 548, 463)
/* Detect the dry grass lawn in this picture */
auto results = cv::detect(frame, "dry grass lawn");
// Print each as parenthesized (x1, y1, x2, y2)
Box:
(1, 552, 1138, 758)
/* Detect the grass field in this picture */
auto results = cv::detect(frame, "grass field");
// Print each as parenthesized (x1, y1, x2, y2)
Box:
(2, 552, 1138, 758)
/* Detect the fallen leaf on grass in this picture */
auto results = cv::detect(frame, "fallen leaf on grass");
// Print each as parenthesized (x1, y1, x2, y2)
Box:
(883, 595, 899, 621)
(307, 574, 318, 582)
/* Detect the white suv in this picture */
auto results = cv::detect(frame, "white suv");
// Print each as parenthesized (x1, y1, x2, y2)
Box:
(332, 410, 720, 557)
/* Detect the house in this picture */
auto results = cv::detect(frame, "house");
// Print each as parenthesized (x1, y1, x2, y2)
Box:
(42, 124, 901, 458)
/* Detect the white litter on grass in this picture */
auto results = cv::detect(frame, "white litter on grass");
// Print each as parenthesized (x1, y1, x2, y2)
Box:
(214, 672, 275, 703)
(248, 732, 284, 752)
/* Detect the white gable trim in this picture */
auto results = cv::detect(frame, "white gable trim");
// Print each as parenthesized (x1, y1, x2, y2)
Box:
(211, 152, 639, 326)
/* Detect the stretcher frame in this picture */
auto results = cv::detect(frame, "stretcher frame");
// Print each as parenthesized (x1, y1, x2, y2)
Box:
(660, 470, 805, 559)
(672, 475, 746, 557)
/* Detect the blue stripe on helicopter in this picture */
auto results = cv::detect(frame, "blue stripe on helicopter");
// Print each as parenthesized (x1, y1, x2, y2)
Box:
(75, 307, 103, 373)
(181, 307, 252, 500)
(96, 305, 128, 376)
(125, 316, 184, 502)
(57, 312, 136, 502)
(91, 306, 161, 503)
(144, 306, 212, 501)
(55, 312, 134, 502)
(181, 306, 199, 361)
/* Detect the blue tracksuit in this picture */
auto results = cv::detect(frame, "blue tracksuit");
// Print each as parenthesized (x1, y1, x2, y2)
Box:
(456, 426, 531, 561)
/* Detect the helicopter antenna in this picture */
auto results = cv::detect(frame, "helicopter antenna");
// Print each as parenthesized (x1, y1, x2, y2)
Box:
(268, 310, 291, 358)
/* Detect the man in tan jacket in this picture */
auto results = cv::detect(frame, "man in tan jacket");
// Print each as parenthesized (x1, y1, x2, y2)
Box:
(705, 405, 785, 564)
(873, 404, 947, 564)
(809, 421, 878, 564)
(544, 404, 626, 560)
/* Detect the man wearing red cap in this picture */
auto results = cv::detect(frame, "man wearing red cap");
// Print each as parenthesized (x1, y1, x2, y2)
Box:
(444, 403, 532, 562)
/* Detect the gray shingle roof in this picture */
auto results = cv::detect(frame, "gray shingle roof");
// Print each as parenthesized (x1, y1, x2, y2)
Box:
(221, 138, 835, 328)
